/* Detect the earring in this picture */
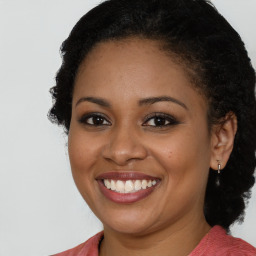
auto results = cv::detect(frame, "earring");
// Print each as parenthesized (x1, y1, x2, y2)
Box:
(216, 161, 221, 187)
(217, 162, 221, 174)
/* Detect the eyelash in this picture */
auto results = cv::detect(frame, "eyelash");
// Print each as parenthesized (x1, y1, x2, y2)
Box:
(142, 113, 179, 128)
(79, 112, 179, 128)
(79, 113, 111, 126)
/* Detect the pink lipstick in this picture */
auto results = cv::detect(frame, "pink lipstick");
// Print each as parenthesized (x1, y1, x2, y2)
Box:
(96, 172, 160, 204)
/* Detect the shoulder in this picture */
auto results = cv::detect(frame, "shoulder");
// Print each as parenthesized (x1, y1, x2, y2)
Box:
(190, 226, 256, 256)
(51, 231, 104, 256)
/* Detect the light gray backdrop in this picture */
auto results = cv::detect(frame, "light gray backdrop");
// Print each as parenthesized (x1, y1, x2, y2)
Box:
(0, 1, 255, 255)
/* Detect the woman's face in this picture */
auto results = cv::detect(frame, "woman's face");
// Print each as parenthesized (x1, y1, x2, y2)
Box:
(69, 38, 214, 235)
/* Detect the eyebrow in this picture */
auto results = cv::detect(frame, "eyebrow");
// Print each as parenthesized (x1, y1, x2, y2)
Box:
(139, 96, 188, 110)
(76, 97, 111, 108)
(75, 95, 188, 110)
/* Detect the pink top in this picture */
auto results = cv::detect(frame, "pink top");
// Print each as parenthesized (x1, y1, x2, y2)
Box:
(52, 226, 256, 256)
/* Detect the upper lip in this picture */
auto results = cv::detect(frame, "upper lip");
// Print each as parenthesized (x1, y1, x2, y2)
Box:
(96, 171, 159, 181)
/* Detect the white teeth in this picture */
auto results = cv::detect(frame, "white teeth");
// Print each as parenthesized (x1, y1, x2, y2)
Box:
(134, 180, 142, 191)
(104, 179, 111, 189)
(125, 180, 134, 193)
(103, 179, 158, 193)
(110, 180, 116, 190)
(116, 180, 125, 193)
(141, 179, 147, 189)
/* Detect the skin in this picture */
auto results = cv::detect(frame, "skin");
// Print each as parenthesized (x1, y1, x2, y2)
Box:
(68, 38, 237, 256)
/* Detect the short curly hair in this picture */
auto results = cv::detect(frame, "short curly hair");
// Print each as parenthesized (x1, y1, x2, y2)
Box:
(49, 0, 256, 230)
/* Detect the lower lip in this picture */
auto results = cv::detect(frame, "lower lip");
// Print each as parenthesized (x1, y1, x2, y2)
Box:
(97, 180, 158, 204)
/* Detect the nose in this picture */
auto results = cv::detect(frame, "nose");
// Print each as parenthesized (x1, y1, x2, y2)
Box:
(102, 126, 148, 166)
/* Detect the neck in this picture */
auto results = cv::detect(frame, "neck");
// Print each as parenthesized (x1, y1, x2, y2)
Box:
(99, 215, 211, 256)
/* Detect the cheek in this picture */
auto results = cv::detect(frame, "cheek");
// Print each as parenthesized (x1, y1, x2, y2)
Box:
(148, 129, 211, 188)
(68, 125, 101, 183)
(68, 127, 102, 205)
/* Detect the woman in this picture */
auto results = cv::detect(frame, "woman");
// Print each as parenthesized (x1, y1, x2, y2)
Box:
(49, 0, 256, 255)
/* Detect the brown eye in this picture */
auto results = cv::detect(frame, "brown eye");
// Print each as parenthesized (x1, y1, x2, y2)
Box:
(79, 113, 111, 126)
(143, 113, 179, 127)
(150, 117, 169, 126)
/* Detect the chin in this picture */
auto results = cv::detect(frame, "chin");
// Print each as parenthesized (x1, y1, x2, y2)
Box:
(99, 208, 157, 235)
(105, 221, 154, 236)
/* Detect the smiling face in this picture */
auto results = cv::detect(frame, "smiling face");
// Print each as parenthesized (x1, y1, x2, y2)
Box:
(68, 38, 214, 236)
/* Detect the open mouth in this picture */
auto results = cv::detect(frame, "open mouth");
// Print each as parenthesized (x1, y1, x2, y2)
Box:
(96, 172, 160, 204)
(103, 179, 157, 193)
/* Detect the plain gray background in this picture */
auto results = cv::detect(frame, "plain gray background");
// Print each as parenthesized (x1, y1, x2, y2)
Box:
(0, 1, 255, 255)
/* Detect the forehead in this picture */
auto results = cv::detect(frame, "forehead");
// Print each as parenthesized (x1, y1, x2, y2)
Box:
(78, 37, 188, 76)
(73, 38, 206, 111)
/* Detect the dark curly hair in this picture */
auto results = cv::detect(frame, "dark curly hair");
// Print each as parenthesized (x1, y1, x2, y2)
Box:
(49, 0, 256, 230)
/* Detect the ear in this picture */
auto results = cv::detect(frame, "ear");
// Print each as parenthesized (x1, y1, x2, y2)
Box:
(210, 112, 237, 171)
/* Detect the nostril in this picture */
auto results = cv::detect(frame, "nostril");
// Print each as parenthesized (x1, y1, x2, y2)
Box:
(101, 131, 147, 164)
